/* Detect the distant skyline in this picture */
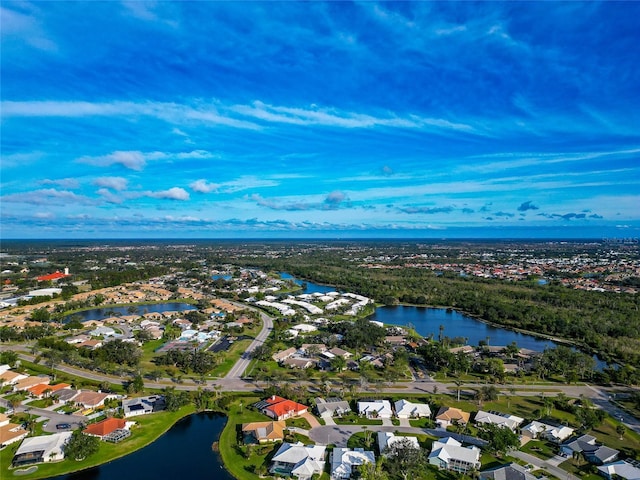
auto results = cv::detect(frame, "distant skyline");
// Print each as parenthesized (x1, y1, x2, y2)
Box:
(1, 2, 639, 239)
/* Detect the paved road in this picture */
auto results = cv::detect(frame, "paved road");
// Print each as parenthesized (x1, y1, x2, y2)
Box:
(225, 310, 273, 379)
(511, 450, 579, 480)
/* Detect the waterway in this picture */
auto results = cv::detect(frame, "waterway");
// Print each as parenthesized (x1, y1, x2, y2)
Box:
(67, 302, 196, 322)
(52, 413, 233, 480)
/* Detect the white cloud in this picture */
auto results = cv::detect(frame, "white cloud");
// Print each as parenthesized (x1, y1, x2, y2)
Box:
(190, 179, 218, 193)
(79, 151, 154, 171)
(0, 6, 57, 52)
(93, 176, 129, 191)
(39, 178, 80, 189)
(1, 188, 94, 206)
(146, 187, 190, 201)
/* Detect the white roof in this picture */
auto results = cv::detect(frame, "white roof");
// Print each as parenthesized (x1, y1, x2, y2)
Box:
(272, 441, 326, 464)
(474, 410, 524, 430)
(358, 400, 393, 416)
(394, 399, 432, 417)
(598, 461, 640, 480)
(377, 432, 420, 454)
(15, 432, 72, 456)
(429, 437, 480, 465)
(331, 448, 375, 479)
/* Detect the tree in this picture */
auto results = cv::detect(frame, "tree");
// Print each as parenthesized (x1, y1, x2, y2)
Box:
(127, 374, 144, 394)
(331, 355, 347, 372)
(30, 307, 51, 322)
(384, 437, 427, 480)
(616, 424, 626, 440)
(357, 461, 389, 480)
(478, 423, 520, 456)
(64, 430, 100, 461)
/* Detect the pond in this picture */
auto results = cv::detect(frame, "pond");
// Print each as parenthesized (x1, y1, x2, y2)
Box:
(280, 272, 337, 294)
(66, 303, 196, 323)
(52, 413, 234, 480)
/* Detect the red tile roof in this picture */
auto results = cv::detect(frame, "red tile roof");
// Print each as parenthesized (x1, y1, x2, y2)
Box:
(37, 271, 70, 282)
(27, 383, 70, 397)
(263, 396, 307, 419)
(83, 417, 126, 437)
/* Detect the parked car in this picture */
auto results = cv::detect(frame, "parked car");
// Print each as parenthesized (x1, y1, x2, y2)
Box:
(56, 423, 71, 430)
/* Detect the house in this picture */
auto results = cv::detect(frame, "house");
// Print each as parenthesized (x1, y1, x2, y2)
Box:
(270, 442, 326, 480)
(474, 410, 524, 432)
(122, 395, 165, 418)
(315, 397, 351, 419)
(55, 388, 79, 403)
(12, 432, 72, 466)
(428, 437, 481, 473)
(66, 334, 91, 345)
(377, 432, 420, 455)
(479, 462, 538, 480)
(90, 326, 117, 337)
(435, 406, 471, 428)
(255, 396, 308, 421)
(273, 347, 297, 363)
(27, 383, 71, 399)
(83, 417, 127, 439)
(394, 399, 432, 419)
(0, 370, 28, 385)
(0, 413, 28, 449)
(328, 347, 352, 359)
(358, 400, 393, 419)
(242, 421, 286, 444)
(521, 421, 574, 443)
(282, 357, 317, 369)
(331, 447, 375, 480)
(597, 460, 640, 480)
(14, 376, 50, 392)
(561, 435, 619, 465)
(77, 339, 103, 350)
(299, 344, 327, 355)
(73, 391, 112, 409)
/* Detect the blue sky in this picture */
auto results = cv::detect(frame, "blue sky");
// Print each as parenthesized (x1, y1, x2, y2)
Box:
(1, 2, 639, 239)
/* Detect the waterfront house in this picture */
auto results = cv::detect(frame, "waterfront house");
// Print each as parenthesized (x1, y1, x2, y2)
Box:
(435, 406, 471, 429)
(242, 421, 286, 444)
(428, 437, 481, 473)
(122, 395, 165, 417)
(12, 432, 72, 466)
(394, 399, 432, 419)
(256, 396, 308, 421)
(270, 441, 326, 480)
(330, 447, 375, 480)
(83, 417, 127, 439)
(358, 399, 393, 419)
(474, 410, 524, 432)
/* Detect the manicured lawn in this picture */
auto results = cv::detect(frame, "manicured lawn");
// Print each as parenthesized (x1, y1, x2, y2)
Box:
(209, 338, 254, 378)
(520, 439, 558, 459)
(334, 414, 383, 426)
(560, 458, 601, 480)
(218, 396, 276, 480)
(2, 405, 196, 480)
(286, 417, 311, 429)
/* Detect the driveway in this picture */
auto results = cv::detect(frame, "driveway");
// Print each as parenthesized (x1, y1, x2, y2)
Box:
(511, 450, 579, 480)
(301, 412, 322, 428)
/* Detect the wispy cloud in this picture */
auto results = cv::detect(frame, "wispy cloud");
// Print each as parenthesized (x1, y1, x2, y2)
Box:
(250, 191, 352, 211)
(517, 201, 539, 212)
(1, 189, 95, 206)
(93, 177, 128, 191)
(40, 178, 80, 189)
(145, 187, 190, 201)
(0, 6, 57, 52)
(190, 179, 218, 193)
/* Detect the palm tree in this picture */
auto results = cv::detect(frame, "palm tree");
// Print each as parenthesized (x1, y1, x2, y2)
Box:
(454, 380, 463, 402)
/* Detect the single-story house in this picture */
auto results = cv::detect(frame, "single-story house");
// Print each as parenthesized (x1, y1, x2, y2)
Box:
(90, 326, 117, 337)
(270, 442, 326, 480)
(282, 357, 317, 369)
(597, 460, 640, 480)
(479, 462, 538, 480)
(299, 344, 327, 355)
(242, 421, 286, 444)
(561, 435, 619, 465)
(256, 396, 308, 421)
(377, 432, 420, 455)
(54, 388, 79, 403)
(73, 390, 112, 409)
(474, 410, 524, 432)
(273, 347, 297, 363)
(328, 347, 352, 359)
(315, 397, 351, 419)
(0, 413, 28, 449)
(428, 437, 481, 473)
(358, 400, 393, 419)
(521, 421, 574, 443)
(12, 432, 72, 467)
(83, 417, 127, 439)
(27, 383, 71, 399)
(394, 399, 432, 419)
(0, 370, 28, 385)
(435, 406, 471, 428)
(122, 395, 165, 418)
(14, 376, 50, 392)
(331, 447, 375, 480)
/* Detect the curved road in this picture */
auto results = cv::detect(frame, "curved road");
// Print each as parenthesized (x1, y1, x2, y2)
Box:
(225, 310, 273, 379)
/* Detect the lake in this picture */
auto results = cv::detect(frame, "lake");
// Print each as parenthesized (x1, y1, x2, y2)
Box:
(52, 413, 233, 480)
(280, 272, 337, 294)
(67, 302, 196, 322)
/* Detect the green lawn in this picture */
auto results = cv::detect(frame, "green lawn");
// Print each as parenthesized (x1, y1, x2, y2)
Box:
(520, 439, 558, 459)
(286, 417, 311, 430)
(334, 414, 383, 426)
(2, 405, 196, 480)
